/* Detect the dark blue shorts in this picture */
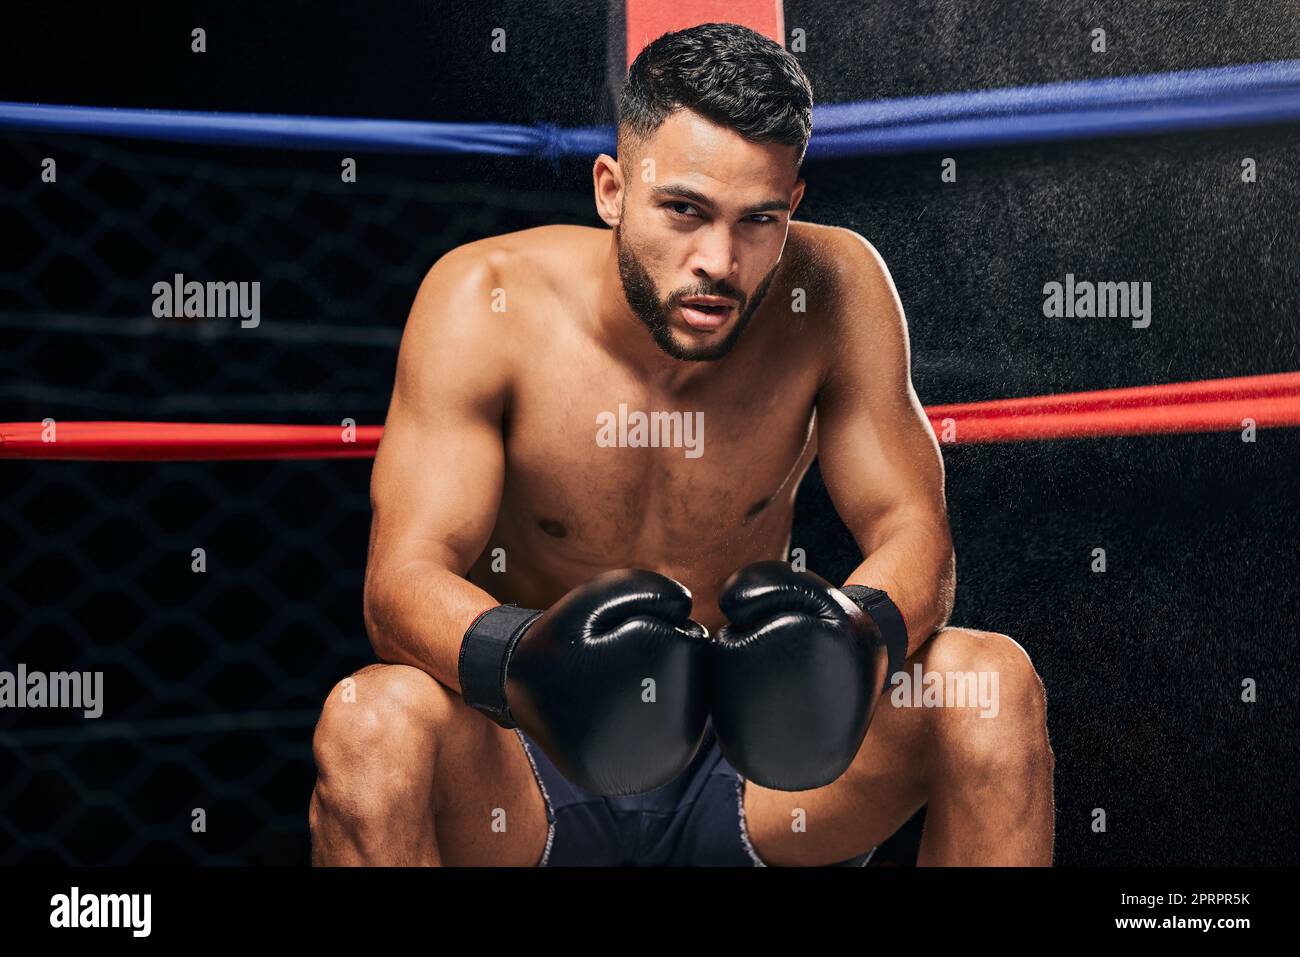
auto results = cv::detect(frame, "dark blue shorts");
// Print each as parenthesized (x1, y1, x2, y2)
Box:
(514, 719, 877, 867)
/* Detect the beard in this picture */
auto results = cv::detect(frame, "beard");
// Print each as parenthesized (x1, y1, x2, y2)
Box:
(616, 226, 778, 362)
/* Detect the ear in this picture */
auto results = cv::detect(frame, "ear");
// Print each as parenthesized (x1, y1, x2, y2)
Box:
(789, 178, 807, 220)
(593, 153, 625, 227)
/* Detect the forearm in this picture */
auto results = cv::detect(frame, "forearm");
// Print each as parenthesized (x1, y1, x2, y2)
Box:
(363, 557, 497, 691)
(843, 513, 956, 658)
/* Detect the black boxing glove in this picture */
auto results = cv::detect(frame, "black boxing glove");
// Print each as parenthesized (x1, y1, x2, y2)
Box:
(711, 561, 904, 791)
(458, 568, 711, 796)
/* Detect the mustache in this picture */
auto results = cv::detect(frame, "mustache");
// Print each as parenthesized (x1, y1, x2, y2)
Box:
(668, 283, 745, 306)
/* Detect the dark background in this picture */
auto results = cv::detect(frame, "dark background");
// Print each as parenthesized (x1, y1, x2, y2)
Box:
(1, 0, 1297, 864)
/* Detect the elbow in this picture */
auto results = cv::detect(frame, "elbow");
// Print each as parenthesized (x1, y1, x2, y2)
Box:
(938, 544, 958, 625)
(362, 570, 396, 661)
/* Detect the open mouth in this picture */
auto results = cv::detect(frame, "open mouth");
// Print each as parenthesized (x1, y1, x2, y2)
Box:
(676, 302, 738, 332)
(683, 300, 732, 314)
(678, 297, 738, 331)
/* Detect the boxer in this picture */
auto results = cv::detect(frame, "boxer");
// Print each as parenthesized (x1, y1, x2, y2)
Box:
(310, 22, 1054, 867)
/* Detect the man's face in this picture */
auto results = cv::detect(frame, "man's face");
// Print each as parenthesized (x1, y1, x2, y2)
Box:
(614, 110, 805, 362)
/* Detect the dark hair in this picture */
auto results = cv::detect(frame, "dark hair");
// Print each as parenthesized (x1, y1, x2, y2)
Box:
(617, 22, 814, 166)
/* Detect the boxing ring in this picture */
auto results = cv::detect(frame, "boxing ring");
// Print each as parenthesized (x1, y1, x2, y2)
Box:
(1, 5, 1297, 867)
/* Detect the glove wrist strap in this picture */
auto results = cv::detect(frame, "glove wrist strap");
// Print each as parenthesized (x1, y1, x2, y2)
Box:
(840, 585, 909, 686)
(458, 604, 540, 729)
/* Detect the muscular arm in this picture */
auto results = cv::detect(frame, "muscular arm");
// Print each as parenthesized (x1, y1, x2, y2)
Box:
(362, 247, 511, 691)
(814, 229, 956, 656)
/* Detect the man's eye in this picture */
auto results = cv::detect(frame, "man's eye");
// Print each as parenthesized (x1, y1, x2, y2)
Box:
(748, 215, 776, 224)
(667, 202, 699, 217)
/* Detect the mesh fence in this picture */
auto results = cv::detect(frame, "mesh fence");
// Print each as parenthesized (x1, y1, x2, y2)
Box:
(0, 135, 593, 864)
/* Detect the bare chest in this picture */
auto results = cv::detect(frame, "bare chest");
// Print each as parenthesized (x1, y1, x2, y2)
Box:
(500, 353, 819, 566)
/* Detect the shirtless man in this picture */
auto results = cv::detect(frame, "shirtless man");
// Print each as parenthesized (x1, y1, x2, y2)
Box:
(310, 22, 1054, 867)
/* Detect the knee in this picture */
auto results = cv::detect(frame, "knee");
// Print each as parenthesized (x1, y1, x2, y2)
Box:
(923, 628, 1046, 717)
(312, 664, 452, 786)
(920, 628, 1053, 776)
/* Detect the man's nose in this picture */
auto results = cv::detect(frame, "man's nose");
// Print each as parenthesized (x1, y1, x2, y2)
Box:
(688, 225, 738, 282)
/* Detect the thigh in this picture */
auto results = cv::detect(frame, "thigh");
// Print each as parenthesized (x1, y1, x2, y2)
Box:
(740, 636, 945, 866)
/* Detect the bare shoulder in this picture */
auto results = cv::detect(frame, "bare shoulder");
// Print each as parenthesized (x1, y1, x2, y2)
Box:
(786, 221, 893, 293)
(782, 223, 909, 399)
(397, 224, 602, 405)
(396, 231, 536, 404)
(783, 222, 902, 344)
(429, 224, 599, 289)
(408, 225, 594, 343)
